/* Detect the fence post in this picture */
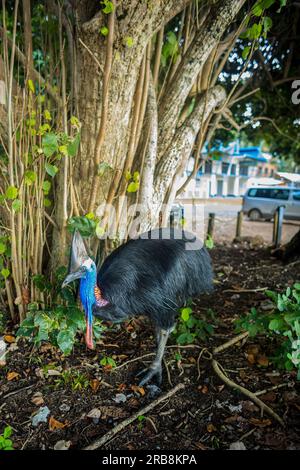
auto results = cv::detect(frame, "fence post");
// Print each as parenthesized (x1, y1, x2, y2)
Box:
(207, 212, 215, 239)
(273, 205, 285, 248)
(235, 210, 243, 238)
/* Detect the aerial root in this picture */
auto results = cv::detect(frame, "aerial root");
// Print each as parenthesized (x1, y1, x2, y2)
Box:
(82, 383, 185, 450)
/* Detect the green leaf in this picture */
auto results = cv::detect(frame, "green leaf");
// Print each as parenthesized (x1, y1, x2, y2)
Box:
(0, 242, 6, 255)
(101, 0, 114, 14)
(205, 235, 214, 249)
(177, 332, 194, 345)
(263, 16, 272, 33)
(181, 307, 192, 322)
(42, 133, 59, 157)
(242, 46, 251, 60)
(125, 171, 132, 181)
(5, 186, 18, 200)
(27, 79, 35, 93)
(12, 199, 21, 212)
(44, 198, 52, 207)
(133, 171, 140, 182)
(24, 170, 37, 185)
(124, 36, 134, 47)
(57, 330, 75, 355)
(45, 163, 58, 177)
(67, 133, 80, 157)
(100, 26, 109, 36)
(44, 109, 52, 121)
(42, 181, 51, 194)
(70, 116, 80, 128)
(3, 426, 12, 439)
(1, 268, 10, 279)
(127, 181, 139, 193)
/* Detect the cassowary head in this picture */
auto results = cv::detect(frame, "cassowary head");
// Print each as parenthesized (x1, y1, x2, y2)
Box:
(62, 230, 97, 349)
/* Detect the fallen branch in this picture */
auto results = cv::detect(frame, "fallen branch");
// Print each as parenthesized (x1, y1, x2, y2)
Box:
(211, 359, 285, 427)
(213, 331, 249, 354)
(83, 383, 185, 450)
(223, 287, 268, 293)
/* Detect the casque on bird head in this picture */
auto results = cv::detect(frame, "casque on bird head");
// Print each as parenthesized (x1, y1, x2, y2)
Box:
(62, 230, 98, 350)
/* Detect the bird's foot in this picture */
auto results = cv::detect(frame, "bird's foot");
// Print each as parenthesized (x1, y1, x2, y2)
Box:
(135, 364, 162, 387)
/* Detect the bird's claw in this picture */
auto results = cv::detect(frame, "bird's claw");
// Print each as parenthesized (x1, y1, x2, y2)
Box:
(136, 365, 162, 387)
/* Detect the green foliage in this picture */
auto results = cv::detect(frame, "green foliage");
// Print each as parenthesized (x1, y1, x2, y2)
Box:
(67, 215, 98, 237)
(161, 31, 179, 67)
(0, 426, 14, 450)
(5, 186, 18, 200)
(55, 370, 89, 391)
(100, 26, 109, 36)
(235, 283, 300, 378)
(205, 235, 214, 250)
(100, 355, 117, 368)
(126, 171, 140, 193)
(101, 0, 114, 14)
(17, 268, 105, 355)
(173, 304, 214, 345)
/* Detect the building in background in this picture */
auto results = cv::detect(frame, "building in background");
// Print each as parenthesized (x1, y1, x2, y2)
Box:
(177, 141, 278, 199)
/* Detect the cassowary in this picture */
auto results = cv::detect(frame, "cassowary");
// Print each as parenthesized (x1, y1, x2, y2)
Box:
(62, 228, 213, 386)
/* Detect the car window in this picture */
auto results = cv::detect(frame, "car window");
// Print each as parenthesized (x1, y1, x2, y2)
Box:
(269, 188, 290, 200)
(293, 191, 300, 201)
(247, 188, 290, 199)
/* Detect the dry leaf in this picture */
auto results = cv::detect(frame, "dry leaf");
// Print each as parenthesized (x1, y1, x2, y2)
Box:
(207, 423, 217, 433)
(31, 392, 44, 406)
(246, 345, 260, 355)
(224, 414, 240, 424)
(246, 353, 256, 364)
(4, 335, 15, 343)
(54, 440, 71, 450)
(249, 418, 272, 427)
(90, 379, 100, 392)
(7, 371, 20, 381)
(118, 383, 127, 392)
(87, 406, 128, 420)
(257, 355, 269, 367)
(241, 400, 259, 413)
(198, 385, 208, 394)
(131, 385, 145, 396)
(260, 391, 276, 402)
(49, 416, 67, 431)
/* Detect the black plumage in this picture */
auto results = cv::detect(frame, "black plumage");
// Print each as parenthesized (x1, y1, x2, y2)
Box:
(62, 228, 213, 386)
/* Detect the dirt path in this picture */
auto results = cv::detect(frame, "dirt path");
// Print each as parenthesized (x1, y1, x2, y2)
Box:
(0, 245, 299, 450)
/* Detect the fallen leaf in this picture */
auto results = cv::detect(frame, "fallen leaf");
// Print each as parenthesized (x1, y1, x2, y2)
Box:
(7, 371, 20, 381)
(241, 400, 259, 413)
(246, 353, 256, 365)
(31, 392, 44, 406)
(246, 345, 260, 356)
(224, 414, 240, 424)
(198, 385, 208, 394)
(54, 440, 71, 450)
(218, 385, 225, 392)
(229, 441, 246, 450)
(47, 369, 62, 376)
(260, 391, 276, 402)
(49, 416, 67, 431)
(113, 393, 127, 404)
(118, 383, 127, 392)
(249, 418, 272, 427)
(257, 355, 269, 367)
(4, 335, 15, 343)
(206, 423, 217, 433)
(90, 379, 100, 392)
(131, 385, 145, 396)
(87, 406, 128, 420)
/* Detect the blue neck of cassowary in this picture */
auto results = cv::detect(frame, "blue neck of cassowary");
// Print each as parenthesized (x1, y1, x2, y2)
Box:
(79, 269, 97, 319)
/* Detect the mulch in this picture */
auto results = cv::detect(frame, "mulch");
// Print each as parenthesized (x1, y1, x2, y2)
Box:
(0, 243, 299, 450)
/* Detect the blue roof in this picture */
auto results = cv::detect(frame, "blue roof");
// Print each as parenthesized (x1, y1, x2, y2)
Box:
(238, 146, 267, 162)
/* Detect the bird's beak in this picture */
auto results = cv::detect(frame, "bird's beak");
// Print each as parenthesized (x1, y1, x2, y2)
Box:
(61, 266, 86, 288)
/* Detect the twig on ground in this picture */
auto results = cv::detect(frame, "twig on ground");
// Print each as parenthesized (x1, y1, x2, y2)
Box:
(163, 358, 173, 387)
(0, 384, 35, 402)
(211, 359, 285, 427)
(213, 331, 249, 354)
(83, 383, 185, 450)
(114, 353, 155, 370)
(255, 383, 289, 397)
(223, 287, 268, 293)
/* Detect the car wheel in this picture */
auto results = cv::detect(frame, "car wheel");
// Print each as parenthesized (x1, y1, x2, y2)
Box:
(249, 209, 262, 221)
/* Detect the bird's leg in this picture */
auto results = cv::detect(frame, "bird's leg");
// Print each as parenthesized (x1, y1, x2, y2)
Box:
(137, 327, 172, 387)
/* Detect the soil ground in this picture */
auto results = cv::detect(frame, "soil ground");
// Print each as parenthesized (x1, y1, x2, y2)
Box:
(0, 244, 300, 450)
